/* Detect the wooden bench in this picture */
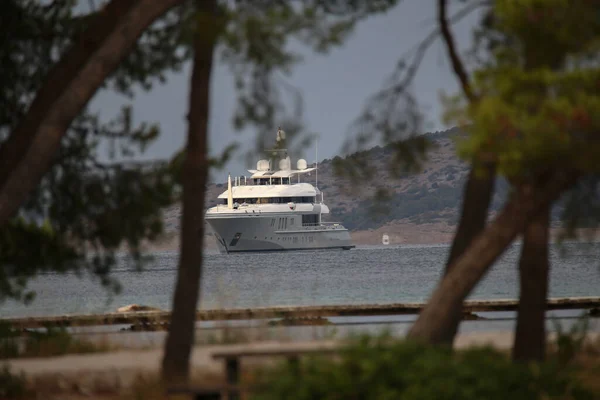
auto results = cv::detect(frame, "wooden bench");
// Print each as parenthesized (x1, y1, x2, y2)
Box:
(167, 341, 341, 400)
(211, 341, 340, 400)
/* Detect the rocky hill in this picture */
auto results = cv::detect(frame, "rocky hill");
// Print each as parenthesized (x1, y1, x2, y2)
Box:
(319, 128, 481, 230)
(149, 127, 593, 250)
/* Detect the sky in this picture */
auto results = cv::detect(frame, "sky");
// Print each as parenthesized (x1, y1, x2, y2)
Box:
(89, 0, 482, 183)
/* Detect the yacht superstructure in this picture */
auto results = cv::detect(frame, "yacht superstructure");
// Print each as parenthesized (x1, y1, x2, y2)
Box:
(205, 128, 354, 253)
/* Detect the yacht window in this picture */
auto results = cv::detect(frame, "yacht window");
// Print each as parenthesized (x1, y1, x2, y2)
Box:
(287, 197, 313, 203)
(302, 214, 319, 226)
(249, 197, 318, 204)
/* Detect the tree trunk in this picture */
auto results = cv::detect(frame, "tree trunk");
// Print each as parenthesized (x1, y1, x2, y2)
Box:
(438, 163, 496, 345)
(0, 0, 184, 226)
(161, 0, 218, 384)
(435, 0, 498, 345)
(407, 172, 577, 343)
(512, 206, 550, 362)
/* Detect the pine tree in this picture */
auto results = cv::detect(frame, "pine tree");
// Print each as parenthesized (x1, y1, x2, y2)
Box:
(408, 0, 600, 351)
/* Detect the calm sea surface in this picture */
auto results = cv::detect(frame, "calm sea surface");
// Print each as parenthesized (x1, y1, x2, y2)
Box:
(1, 243, 599, 319)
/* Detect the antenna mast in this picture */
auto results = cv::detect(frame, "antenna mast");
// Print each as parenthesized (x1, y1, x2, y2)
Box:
(315, 136, 318, 190)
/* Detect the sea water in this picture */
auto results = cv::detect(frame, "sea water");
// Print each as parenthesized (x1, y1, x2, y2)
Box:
(1, 242, 598, 319)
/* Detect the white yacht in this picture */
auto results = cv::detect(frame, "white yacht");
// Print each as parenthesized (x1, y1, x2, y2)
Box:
(205, 129, 354, 253)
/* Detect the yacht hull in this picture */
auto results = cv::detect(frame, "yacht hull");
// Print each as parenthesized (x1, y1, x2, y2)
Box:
(206, 214, 353, 254)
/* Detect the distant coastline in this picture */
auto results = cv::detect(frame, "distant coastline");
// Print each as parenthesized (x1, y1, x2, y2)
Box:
(131, 223, 600, 253)
(149, 128, 599, 254)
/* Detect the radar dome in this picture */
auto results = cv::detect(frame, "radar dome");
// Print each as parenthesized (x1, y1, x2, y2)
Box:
(278, 156, 291, 170)
(296, 159, 307, 170)
(257, 159, 270, 171)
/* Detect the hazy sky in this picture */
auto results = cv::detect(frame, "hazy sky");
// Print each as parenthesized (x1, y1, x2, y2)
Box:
(89, 0, 482, 182)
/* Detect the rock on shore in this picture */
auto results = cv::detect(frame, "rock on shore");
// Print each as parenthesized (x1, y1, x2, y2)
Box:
(116, 304, 162, 313)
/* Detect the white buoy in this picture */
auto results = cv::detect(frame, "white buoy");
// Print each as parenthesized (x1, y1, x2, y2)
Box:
(382, 234, 390, 245)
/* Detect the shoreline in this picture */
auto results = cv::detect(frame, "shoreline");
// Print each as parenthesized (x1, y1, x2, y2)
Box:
(135, 224, 600, 253)
(4, 297, 599, 328)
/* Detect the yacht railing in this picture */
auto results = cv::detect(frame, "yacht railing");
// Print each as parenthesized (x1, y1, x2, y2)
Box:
(229, 176, 296, 187)
(213, 204, 263, 212)
(221, 175, 324, 204)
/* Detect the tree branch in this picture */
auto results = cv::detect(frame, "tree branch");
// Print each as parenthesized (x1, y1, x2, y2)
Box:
(0, 0, 137, 192)
(0, 0, 185, 226)
(353, 0, 488, 136)
(438, 0, 477, 103)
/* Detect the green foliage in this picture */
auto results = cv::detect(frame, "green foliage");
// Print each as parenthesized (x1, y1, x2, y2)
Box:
(0, 219, 78, 302)
(0, 322, 19, 359)
(552, 314, 591, 367)
(0, 365, 27, 399)
(252, 333, 596, 400)
(0, 0, 76, 129)
(447, 0, 600, 179)
(21, 326, 105, 358)
(0, 107, 179, 303)
(439, 0, 600, 241)
(110, 5, 192, 95)
(0, 0, 188, 303)
(0, 322, 109, 359)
